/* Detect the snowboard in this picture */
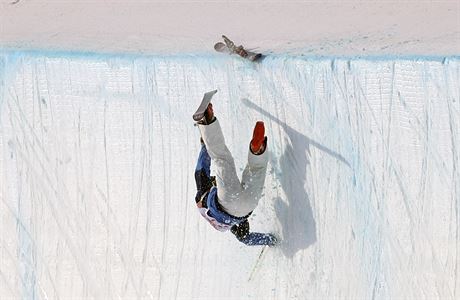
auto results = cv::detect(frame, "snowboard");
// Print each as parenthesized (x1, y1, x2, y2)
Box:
(193, 89, 218, 122)
(214, 35, 263, 62)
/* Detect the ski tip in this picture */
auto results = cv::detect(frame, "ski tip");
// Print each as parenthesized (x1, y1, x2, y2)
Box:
(205, 89, 218, 97)
(214, 42, 226, 51)
(251, 54, 265, 62)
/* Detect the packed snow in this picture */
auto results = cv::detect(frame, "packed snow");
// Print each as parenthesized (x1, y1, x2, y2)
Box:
(0, 51, 458, 299)
(1, 1, 459, 55)
(1, 0, 459, 299)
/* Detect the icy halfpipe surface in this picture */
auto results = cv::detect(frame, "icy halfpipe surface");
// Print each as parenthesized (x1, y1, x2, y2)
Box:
(0, 52, 459, 299)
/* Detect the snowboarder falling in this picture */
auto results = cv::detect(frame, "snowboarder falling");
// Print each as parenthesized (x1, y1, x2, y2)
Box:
(194, 102, 277, 246)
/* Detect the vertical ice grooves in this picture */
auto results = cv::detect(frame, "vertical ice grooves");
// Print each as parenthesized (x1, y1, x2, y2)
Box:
(0, 52, 458, 299)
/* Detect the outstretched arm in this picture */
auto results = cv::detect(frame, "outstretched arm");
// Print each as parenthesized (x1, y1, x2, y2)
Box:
(231, 220, 278, 247)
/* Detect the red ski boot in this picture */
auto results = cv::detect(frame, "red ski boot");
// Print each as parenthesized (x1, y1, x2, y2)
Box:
(250, 121, 266, 155)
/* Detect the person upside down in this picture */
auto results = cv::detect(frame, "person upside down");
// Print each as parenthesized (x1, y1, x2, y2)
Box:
(194, 102, 278, 246)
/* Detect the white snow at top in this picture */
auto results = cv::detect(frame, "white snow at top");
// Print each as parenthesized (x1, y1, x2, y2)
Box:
(1, 1, 459, 55)
(0, 51, 458, 299)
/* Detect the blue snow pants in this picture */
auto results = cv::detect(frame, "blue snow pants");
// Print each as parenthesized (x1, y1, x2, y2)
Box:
(194, 144, 213, 203)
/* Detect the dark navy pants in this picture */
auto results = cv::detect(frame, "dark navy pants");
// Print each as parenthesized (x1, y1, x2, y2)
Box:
(194, 144, 213, 204)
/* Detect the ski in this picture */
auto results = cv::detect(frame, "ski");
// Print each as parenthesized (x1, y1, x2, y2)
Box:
(248, 245, 268, 282)
(193, 90, 218, 122)
(214, 35, 263, 62)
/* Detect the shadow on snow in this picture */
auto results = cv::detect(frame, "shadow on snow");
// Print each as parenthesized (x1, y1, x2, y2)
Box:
(243, 98, 351, 257)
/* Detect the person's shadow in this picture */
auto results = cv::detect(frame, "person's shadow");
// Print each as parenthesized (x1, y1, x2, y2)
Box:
(243, 99, 350, 257)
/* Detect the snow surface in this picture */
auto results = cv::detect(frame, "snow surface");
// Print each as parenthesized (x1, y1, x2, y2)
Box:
(0, 51, 459, 299)
(1, 0, 460, 299)
(1, 1, 459, 55)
